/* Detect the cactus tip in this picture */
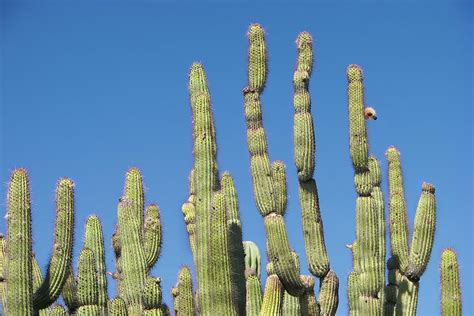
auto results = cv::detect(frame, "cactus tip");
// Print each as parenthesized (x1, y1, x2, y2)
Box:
(422, 182, 435, 194)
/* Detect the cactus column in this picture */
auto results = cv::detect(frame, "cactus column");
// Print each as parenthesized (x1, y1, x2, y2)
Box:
(346, 65, 386, 315)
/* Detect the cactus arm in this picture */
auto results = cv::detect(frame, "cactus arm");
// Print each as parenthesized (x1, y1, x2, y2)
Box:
(347, 65, 369, 171)
(347, 272, 359, 316)
(406, 183, 436, 280)
(282, 290, 300, 315)
(182, 201, 197, 263)
(144, 204, 162, 270)
(210, 192, 235, 315)
(6, 168, 33, 315)
(386, 147, 410, 273)
(117, 198, 146, 309)
(298, 179, 329, 278)
(143, 277, 162, 312)
(221, 173, 246, 315)
(293, 32, 315, 182)
(33, 178, 75, 311)
(291, 31, 331, 281)
(61, 264, 78, 313)
(244, 241, 262, 316)
(108, 297, 127, 315)
(189, 63, 219, 314)
(260, 275, 284, 316)
(83, 215, 108, 310)
(298, 276, 319, 316)
(124, 168, 145, 234)
(440, 248, 462, 316)
(76, 249, 98, 308)
(32, 254, 43, 292)
(244, 24, 275, 218)
(172, 266, 195, 316)
(318, 270, 339, 316)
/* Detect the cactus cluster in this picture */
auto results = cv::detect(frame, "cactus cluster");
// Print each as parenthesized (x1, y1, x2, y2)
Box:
(0, 23, 463, 316)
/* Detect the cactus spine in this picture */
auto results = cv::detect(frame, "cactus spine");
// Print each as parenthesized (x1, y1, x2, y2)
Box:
(440, 248, 462, 316)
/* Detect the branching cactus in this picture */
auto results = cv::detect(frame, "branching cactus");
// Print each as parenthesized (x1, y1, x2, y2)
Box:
(242, 23, 339, 315)
(385, 147, 436, 315)
(345, 65, 386, 315)
(1, 169, 75, 315)
(440, 248, 462, 316)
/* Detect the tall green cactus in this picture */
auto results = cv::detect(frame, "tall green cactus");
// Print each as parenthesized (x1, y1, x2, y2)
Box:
(345, 65, 386, 315)
(243, 241, 262, 316)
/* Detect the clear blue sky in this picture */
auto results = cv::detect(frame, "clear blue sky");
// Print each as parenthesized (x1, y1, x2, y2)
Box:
(1, 1, 472, 315)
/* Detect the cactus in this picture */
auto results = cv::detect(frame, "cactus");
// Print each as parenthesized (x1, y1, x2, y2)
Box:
(2, 169, 75, 314)
(346, 65, 386, 315)
(171, 266, 195, 316)
(440, 248, 462, 316)
(385, 146, 436, 315)
(0, 22, 462, 316)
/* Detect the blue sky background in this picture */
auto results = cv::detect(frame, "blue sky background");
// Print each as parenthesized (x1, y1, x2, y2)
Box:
(1, 2, 472, 315)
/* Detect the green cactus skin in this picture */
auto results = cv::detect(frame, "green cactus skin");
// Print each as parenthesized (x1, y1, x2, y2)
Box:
(32, 255, 48, 316)
(271, 162, 288, 216)
(189, 63, 219, 314)
(346, 65, 369, 172)
(108, 297, 127, 316)
(124, 168, 145, 233)
(386, 147, 410, 273)
(264, 214, 304, 296)
(406, 183, 436, 280)
(282, 290, 300, 316)
(260, 275, 284, 316)
(62, 264, 78, 313)
(171, 266, 195, 316)
(181, 200, 197, 263)
(117, 198, 147, 309)
(395, 276, 419, 316)
(76, 249, 99, 308)
(0, 235, 5, 309)
(440, 249, 462, 316)
(210, 192, 236, 315)
(347, 272, 359, 316)
(318, 270, 339, 316)
(298, 275, 319, 316)
(76, 305, 101, 316)
(144, 204, 162, 270)
(244, 24, 275, 218)
(6, 169, 33, 315)
(221, 173, 246, 315)
(48, 304, 68, 315)
(84, 216, 108, 311)
(298, 179, 330, 278)
(244, 242, 262, 316)
(293, 32, 315, 182)
(33, 178, 75, 311)
(383, 257, 400, 316)
(143, 277, 162, 311)
(247, 23, 267, 92)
